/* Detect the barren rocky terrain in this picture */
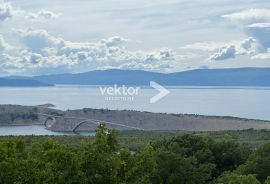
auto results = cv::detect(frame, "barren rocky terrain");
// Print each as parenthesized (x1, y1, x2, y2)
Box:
(1, 105, 270, 132)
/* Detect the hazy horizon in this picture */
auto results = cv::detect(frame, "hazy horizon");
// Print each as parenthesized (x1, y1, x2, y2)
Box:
(1, 66, 270, 78)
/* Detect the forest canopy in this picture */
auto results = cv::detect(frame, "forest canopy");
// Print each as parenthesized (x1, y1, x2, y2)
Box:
(0, 124, 270, 184)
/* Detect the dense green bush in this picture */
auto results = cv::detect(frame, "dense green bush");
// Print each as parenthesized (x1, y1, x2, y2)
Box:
(0, 126, 270, 183)
(216, 173, 260, 184)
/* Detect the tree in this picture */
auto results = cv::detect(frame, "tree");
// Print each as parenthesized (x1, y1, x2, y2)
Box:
(237, 142, 270, 182)
(151, 135, 215, 184)
(81, 123, 121, 184)
(130, 146, 157, 184)
(211, 140, 251, 176)
(216, 172, 260, 184)
(264, 176, 270, 184)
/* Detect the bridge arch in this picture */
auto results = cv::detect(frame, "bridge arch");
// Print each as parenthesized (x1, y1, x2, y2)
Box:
(38, 113, 144, 132)
(44, 116, 56, 129)
(72, 120, 100, 133)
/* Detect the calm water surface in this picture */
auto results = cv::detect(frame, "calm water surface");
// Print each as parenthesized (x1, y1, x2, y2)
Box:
(0, 125, 70, 136)
(0, 125, 95, 136)
(0, 85, 269, 120)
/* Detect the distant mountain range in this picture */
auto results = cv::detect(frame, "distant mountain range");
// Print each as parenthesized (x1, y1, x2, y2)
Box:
(0, 78, 53, 87)
(3, 67, 270, 87)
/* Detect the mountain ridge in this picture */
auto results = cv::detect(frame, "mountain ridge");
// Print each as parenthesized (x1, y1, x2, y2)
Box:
(0, 78, 53, 87)
(6, 67, 270, 86)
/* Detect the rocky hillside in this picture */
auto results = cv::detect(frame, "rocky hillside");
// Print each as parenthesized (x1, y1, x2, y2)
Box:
(1, 105, 270, 131)
(0, 105, 62, 125)
(50, 108, 270, 132)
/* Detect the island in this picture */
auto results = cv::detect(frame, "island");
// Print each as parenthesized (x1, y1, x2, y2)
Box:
(1, 105, 270, 132)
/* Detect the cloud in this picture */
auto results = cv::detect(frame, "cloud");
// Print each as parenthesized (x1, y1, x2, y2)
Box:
(252, 49, 270, 60)
(208, 37, 256, 61)
(223, 9, 270, 23)
(210, 38, 257, 61)
(209, 45, 237, 61)
(0, 2, 13, 20)
(142, 48, 174, 63)
(183, 37, 256, 61)
(223, 9, 270, 52)
(240, 37, 257, 52)
(181, 42, 226, 52)
(14, 28, 64, 52)
(246, 23, 270, 51)
(26, 9, 59, 20)
(0, 1, 59, 21)
(0, 29, 179, 74)
(100, 36, 128, 47)
(182, 37, 256, 52)
(248, 22, 270, 28)
(0, 34, 11, 50)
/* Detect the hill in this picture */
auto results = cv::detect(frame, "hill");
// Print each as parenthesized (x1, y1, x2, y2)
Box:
(1, 105, 270, 132)
(0, 78, 53, 87)
(25, 67, 270, 86)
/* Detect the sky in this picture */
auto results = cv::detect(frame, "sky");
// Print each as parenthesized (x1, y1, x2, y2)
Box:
(0, 0, 270, 76)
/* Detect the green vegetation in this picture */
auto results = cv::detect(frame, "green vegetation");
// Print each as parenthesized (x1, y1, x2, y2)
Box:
(118, 129, 270, 150)
(1, 128, 270, 183)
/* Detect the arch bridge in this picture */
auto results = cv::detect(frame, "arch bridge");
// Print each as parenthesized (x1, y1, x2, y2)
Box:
(37, 113, 144, 133)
